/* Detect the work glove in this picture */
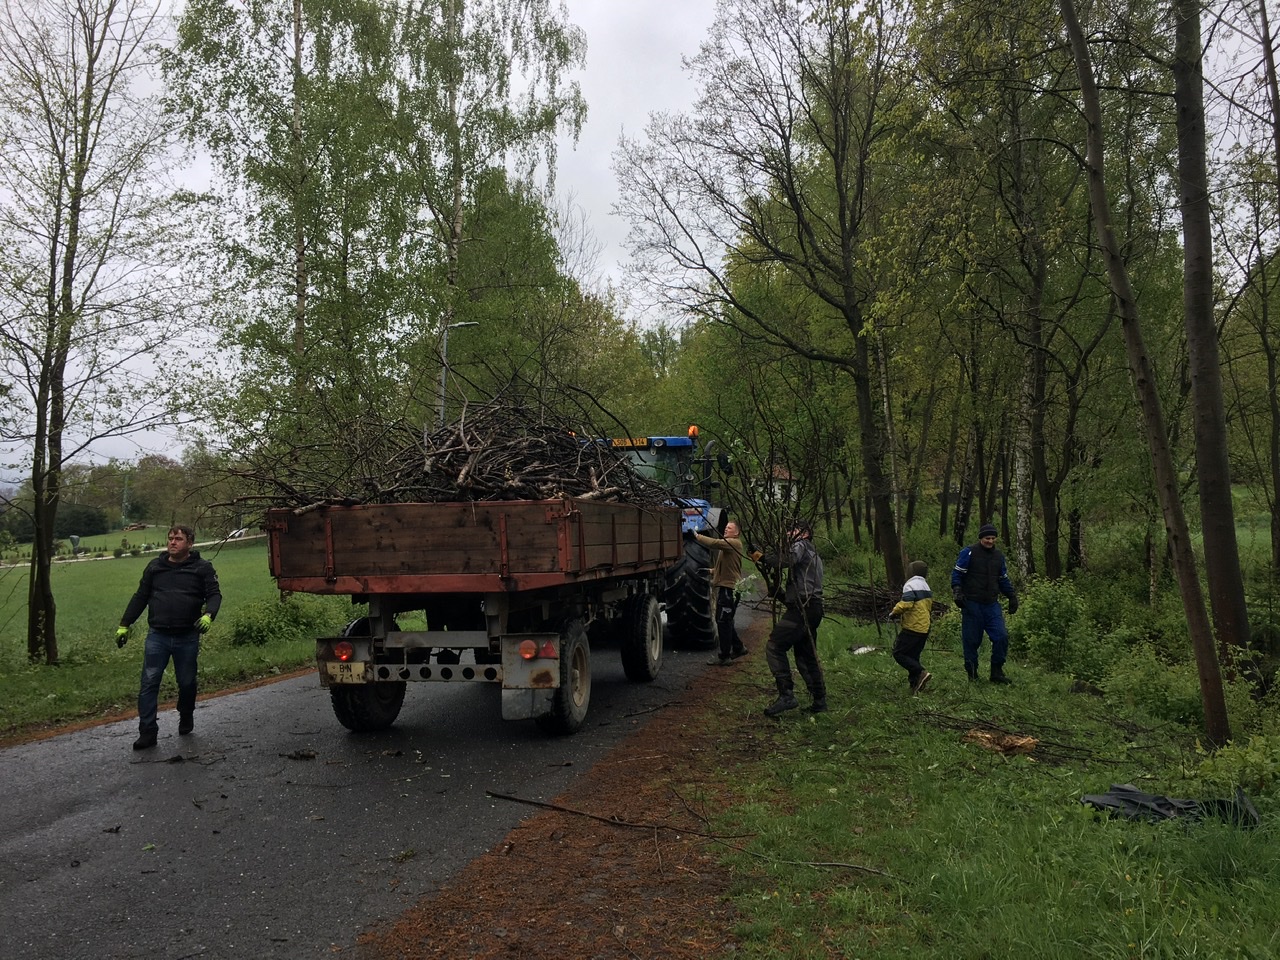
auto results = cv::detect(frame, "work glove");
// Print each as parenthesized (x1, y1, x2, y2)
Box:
(197, 614, 213, 634)
(115, 626, 130, 648)
(952, 586, 965, 607)
(682, 528, 696, 543)
(749, 550, 764, 563)
(1007, 594, 1019, 615)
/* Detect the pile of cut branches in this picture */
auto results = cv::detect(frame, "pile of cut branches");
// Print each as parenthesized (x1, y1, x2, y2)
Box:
(823, 583, 954, 623)
(225, 400, 670, 515)
(823, 584, 898, 622)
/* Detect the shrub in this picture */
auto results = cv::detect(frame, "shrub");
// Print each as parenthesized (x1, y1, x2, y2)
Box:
(1104, 643, 1203, 726)
(1006, 578, 1121, 683)
(898, 528, 956, 585)
(1196, 735, 1280, 799)
(818, 525, 866, 580)
(113, 547, 125, 558)
(1070, 570, 1150, 633)
(1221, 676, 1273, 739)
(929, 603, 962, 654)
(227, 595, 352, 647)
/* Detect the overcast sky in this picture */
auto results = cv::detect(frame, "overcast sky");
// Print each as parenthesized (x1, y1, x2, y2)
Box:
(555, 0, 718, 288)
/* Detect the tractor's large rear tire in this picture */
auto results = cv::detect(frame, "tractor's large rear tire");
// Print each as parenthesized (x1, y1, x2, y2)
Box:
(536, 618, 591, 735)
(329, 617, 406, 732)
(663, 541, 718, 650)
(620, 593, 662, 682)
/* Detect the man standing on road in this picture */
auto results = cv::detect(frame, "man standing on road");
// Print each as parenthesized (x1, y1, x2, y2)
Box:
(694, 519, 750, 665)
(116, 525, 222, 750)
(951, 522, 1018, 684)
(759, 518, 826, 716)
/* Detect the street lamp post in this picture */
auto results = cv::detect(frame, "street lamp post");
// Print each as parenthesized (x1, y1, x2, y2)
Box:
(436, 321, 479, 430)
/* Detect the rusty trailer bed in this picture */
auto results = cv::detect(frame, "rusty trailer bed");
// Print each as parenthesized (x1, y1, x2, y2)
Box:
(265, 497, 682, 596)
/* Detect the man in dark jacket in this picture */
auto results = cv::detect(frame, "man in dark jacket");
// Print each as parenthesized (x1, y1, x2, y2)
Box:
(759, 518, 826, 716)
(116, 525, 222, 749)
(951, 522, 1018, 684)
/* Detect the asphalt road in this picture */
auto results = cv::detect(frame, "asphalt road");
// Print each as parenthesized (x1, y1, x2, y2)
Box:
(0, 618, 755, 960)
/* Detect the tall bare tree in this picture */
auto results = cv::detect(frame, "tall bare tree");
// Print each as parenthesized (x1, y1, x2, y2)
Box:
(615, 0, 910, 583)
(1059, 0, 1230, 744)
(0, 0, 201, 664)
(1171, 0, 1251, 662)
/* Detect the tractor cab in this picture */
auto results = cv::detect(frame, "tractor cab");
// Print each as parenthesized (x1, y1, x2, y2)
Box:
(608, 425, 728, 534)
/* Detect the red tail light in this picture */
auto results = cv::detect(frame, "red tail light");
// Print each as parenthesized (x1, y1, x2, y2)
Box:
(518, 639, 558, 660)
(334, 641, 354, 662)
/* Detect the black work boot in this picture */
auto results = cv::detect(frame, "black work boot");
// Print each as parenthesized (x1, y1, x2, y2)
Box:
(990, 665, 1013, 685)
(807, 698, 828, 714)
(764, 691, 799, 716)
(133, 730, 157, 750)
(178, 713, 194, 735)
(965, 663, 979, 682)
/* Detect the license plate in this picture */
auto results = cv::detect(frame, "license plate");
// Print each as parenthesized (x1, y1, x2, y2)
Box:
(325, 660, 366, 684)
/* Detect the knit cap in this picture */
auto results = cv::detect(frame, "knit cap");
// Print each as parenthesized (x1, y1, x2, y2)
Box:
(978, 523, 998, 538)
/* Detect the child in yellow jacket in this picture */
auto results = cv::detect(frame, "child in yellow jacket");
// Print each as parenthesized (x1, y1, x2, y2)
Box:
(891, 560, 933, 694)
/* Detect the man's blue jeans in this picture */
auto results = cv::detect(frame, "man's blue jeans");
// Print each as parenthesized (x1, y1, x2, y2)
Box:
(960, 600, 1008, 672)
(138, 628, 200, 733)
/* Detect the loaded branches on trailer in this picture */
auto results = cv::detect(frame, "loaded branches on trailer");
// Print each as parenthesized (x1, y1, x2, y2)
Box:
(227, 400, 672, 515)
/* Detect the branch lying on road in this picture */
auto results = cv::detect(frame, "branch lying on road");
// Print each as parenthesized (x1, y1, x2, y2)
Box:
(485, 789, 751, 840)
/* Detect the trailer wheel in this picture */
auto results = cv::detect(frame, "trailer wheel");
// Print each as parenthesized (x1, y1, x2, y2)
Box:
(329, 617, 406, 732)
(536, 619, 591, 735)
(620, 593, 662, 682)
(662, 542, 719, 650)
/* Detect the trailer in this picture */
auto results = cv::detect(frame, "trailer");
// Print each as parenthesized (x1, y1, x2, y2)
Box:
(265, 497, 682, 735)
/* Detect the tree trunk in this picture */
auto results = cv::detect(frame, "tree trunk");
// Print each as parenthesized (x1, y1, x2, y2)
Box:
(849, 332, 905, 582)
(291, 0, 308, 363)
(1172, 0, 1251, 662)
(1061, 0, 1230, 745)
(876, 330, 903, 547)
(904, 382, 938, 530)
(1013, 343, 1037, 579)
(1067, 506, 1083, 573)
(1258, 0, 1280, 571)
(939, 397, 960, 538)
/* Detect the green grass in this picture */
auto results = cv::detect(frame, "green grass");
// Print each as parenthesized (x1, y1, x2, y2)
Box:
(696, 616, 1280, 958)
(0, 539, 355, 735)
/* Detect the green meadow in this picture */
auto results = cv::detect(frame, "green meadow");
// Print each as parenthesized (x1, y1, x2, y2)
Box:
(0, 539, 355, 736)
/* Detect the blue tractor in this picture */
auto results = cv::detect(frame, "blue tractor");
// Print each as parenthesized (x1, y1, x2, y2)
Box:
(608, 426, 727, 649)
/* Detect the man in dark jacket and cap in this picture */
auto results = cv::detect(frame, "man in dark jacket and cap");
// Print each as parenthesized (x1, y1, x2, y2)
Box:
(951, 522, 1018, 684)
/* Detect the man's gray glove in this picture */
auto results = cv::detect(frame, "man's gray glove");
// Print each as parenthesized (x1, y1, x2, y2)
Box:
(1008, 594, 1019, 615)
(952, 586, 965, 607)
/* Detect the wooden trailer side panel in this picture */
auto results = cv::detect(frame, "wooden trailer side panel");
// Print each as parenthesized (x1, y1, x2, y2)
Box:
(266, 498, 680, 594)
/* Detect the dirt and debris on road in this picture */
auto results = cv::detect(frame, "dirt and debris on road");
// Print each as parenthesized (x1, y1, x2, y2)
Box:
(354, 623, 772, 960)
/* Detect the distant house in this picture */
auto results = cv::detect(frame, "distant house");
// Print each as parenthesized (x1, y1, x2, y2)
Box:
(755, 464, 798, 504)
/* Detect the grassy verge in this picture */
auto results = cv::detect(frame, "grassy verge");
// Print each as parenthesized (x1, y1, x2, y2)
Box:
(697, 615, 1280, 958)
(0, 540, 356, 737)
